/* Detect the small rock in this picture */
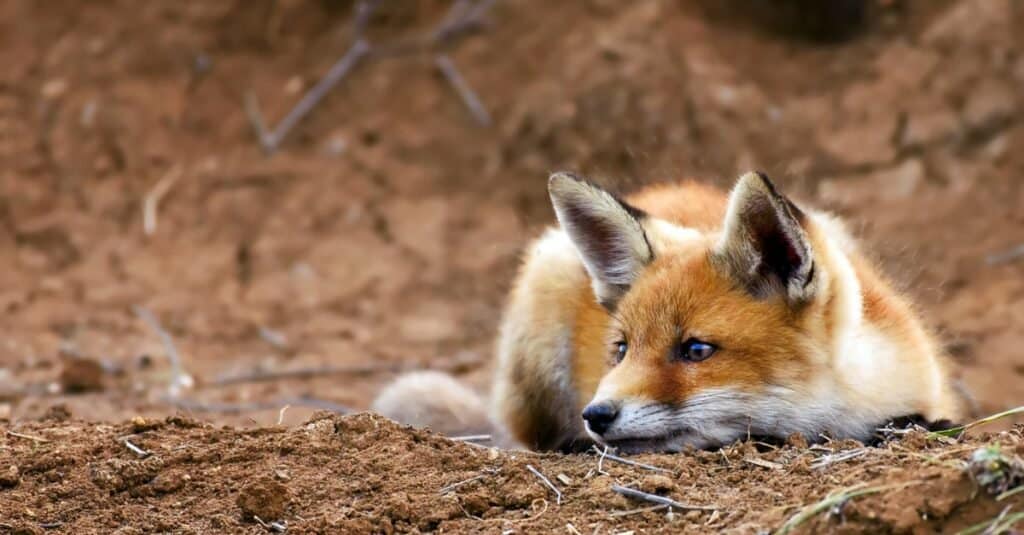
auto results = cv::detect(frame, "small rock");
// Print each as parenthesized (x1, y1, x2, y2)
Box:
(41, 79, 67, 99)
(237, 478, 290, 521)
(0, 465, 20, 488)
(638, 474, 677, 495)
(151, 471, 190, 494)
(684, 509, 703, 521)
(59, 356, 105, 393)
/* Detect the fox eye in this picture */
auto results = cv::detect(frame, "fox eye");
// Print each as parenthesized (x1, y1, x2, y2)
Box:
(613, 341, 628, 363)
(678, 338, 716, 363)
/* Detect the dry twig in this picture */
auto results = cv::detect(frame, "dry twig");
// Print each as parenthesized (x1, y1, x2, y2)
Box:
(123, 439, 152, 458)
(589, 445, 672, 474)
(611, 484, 718, 512)
(142, 166, 181, 236)
(133, 306, 193, 397)
(6, 430, 50, 443)
(435, 54, 491, 126)
(526, 464, 562, 505)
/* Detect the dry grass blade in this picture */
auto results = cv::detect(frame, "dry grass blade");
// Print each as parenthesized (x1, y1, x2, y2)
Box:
(776, 480, 924, 535)
(955, 505, 1024, 535)
(997, 485, 1024, 501)
(611, 485, 717, 511)
(929, 406, 1024, 439)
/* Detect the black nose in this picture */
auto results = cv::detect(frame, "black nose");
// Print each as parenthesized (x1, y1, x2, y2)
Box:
(582, 402, 619, 435)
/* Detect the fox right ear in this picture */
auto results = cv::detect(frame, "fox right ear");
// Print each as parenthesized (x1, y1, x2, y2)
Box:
(548, 172, 653, 309)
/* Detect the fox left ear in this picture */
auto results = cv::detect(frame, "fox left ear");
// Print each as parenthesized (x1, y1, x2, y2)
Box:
(548, 172, 653, 310)
(714, 172, 816, 305)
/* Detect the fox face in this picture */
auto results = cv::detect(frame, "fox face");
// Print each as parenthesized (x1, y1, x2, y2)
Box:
(549, 172, 840, 453)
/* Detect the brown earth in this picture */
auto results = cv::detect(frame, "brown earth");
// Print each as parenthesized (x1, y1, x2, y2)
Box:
(1, 0, 1023, 532)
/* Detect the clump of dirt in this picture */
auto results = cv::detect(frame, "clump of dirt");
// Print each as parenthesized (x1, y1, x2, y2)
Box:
(0, 413, 1021, 533)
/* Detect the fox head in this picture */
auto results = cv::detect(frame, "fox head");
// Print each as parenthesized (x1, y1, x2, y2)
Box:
(549, 171, 846, 452)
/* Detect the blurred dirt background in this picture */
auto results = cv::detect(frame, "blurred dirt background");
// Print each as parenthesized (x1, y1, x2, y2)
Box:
(0, 0, 1023, 532)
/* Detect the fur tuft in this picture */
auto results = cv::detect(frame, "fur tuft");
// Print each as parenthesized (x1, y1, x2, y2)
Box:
(371, 371, 491, 437)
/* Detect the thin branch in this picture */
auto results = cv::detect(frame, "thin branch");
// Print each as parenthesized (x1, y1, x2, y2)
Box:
(133, 306, 193, 397)
(526, 464, 562, 505)
(435, 54, 491, 126)
(610, 485, 718, 512)
(439, 474, 488, 494)
(6, 430, 50, 443)
(259, 39, 372, 153)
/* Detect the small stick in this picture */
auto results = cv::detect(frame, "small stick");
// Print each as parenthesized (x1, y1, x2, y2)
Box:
(133, 306, 193, 397)
(258, 327, 289, 350)
(451, 434, 491, 443)
(435, 54, 491, 126)
(6, 430, 50, 443)
(596, 445, 609, 475)
(277, 405, 291, 425)
(609, 504, 670, 518)
(610, 485, 718, 511)
(526, 464, 562, 505)
(123, 439, 152, 458)
(253, 515, 287, 533)
(743, 457, 784, 471)
(439, 474, 488, 494)
(590, 445, 672, 473)
(811, 449, 868, 470)
(259, 38, 372, 153)
(142, 166, 181, 236)
(987, 243, 1024, 265)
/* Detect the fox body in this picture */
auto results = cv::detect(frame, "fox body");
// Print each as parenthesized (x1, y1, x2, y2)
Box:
(373, 172, 961, 453)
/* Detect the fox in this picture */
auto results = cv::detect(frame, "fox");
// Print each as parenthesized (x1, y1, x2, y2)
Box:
(372, 171, 962, 453)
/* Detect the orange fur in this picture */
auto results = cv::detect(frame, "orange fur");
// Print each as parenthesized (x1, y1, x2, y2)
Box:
(491, 175, 961, 451)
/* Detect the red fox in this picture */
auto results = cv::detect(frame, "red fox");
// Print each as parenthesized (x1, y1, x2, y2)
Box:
(373, 172, 961, 453)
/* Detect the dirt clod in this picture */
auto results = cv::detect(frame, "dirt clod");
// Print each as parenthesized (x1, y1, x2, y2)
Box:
(237, 478, 291, 521)
(0, 465, 21, 488)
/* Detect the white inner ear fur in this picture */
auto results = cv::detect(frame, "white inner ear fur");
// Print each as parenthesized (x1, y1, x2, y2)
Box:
(716, 172, 816, 303)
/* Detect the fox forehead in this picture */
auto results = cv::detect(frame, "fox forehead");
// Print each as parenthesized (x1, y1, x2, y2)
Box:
(602, 251, 815, 402)
(616, 246, 799, 344)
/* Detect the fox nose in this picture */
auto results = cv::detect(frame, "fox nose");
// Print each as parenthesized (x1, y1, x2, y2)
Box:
(582, 402, 619, 435)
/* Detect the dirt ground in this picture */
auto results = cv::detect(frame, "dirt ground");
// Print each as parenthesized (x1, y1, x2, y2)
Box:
(1, 0, 1023, 532)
